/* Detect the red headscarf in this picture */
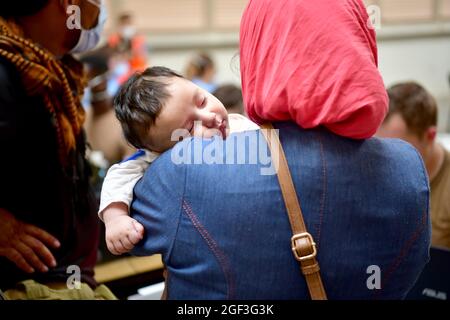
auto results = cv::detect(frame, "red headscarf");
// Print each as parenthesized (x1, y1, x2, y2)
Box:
(240, 0, 388, 139)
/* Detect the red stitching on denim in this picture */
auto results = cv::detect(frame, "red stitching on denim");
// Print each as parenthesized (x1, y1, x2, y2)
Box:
(316, 134, 327, 249)
(182, 200, 236, 299)
(373, 209, 428, 299)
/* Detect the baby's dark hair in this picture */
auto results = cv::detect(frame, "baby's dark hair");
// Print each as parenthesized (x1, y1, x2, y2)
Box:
(114, 66, 183, 149)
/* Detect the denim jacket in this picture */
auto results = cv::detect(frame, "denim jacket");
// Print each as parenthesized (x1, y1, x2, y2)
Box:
(131, 122, 430, 300)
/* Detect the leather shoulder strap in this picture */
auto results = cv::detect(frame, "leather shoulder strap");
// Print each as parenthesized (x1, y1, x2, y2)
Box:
(261, 123, 327, 300)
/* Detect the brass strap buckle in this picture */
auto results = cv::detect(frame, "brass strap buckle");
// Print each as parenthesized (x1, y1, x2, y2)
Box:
(291, 233, 317, 262)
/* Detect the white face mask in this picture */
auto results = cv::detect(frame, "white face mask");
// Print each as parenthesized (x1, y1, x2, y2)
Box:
(70, 2, 107, 54)
(121, 26, 136, 40)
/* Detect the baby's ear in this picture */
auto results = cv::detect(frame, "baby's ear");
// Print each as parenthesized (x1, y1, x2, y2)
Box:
(426, 127, 437, 142)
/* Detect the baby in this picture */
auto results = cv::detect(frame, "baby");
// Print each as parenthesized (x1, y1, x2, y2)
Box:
(99, 66, 259, 255)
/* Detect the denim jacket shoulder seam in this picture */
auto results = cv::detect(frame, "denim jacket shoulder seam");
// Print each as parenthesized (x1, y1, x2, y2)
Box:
(409, 143, 430, 221)
(316, 131, 328, 249)
(180, 200, 236, 299)
(373, 143, 430, 297)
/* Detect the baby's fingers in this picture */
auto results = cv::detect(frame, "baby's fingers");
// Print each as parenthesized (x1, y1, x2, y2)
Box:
(119, 238, 134, 252)
(107, 240, 121, 256)
(127, 222, 144, 245)
(132, 221, 145, 238)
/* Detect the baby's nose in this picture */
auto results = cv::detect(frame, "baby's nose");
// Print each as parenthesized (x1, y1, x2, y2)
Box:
(197, 110, 222, 128)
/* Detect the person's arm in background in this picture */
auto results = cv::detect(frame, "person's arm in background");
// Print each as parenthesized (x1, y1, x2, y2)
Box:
(0, 62, 60, 274)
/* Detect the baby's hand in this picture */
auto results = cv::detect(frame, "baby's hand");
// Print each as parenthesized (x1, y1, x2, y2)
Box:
(103, 203, 145, 255)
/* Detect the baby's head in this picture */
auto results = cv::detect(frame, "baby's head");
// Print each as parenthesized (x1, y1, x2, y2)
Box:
(114, 66, 229, 152)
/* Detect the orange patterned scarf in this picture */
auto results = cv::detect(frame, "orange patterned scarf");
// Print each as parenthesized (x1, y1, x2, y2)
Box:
(0, 17, 86, 166)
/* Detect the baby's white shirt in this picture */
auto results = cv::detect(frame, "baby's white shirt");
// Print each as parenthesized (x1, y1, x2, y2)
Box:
(98, 114, 259, 220)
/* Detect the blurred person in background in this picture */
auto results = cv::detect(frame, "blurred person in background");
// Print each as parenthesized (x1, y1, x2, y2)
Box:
(108, 13, 148, 96)
(109, 13, 148, 72)
(377, 82, 450, 249)
(82, 53, 135, 167)
(0, 0, 116, 299)
(213, 84, 245, 116)
(185, 52, 218, 93)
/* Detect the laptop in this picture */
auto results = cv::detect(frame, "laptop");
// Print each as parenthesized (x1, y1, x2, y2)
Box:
(406, 246, 450, 300)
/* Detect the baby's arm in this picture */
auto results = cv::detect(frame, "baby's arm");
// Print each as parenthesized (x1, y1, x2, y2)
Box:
(103, 202, 144, 255)
(100, 150, 159, 255)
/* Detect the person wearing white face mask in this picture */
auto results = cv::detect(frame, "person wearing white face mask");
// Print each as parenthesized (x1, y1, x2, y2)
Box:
(0, 0, 117, 299)
(108, 12, 149, 88)
(69, 0, 108, 54)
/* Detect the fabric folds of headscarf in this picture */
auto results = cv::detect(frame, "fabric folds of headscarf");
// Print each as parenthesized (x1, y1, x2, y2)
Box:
(240, 0, 388, 139)
(0, 17, 86, 165)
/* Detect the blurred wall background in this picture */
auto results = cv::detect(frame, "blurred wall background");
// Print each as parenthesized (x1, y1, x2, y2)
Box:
(103, 0, 450, 131)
